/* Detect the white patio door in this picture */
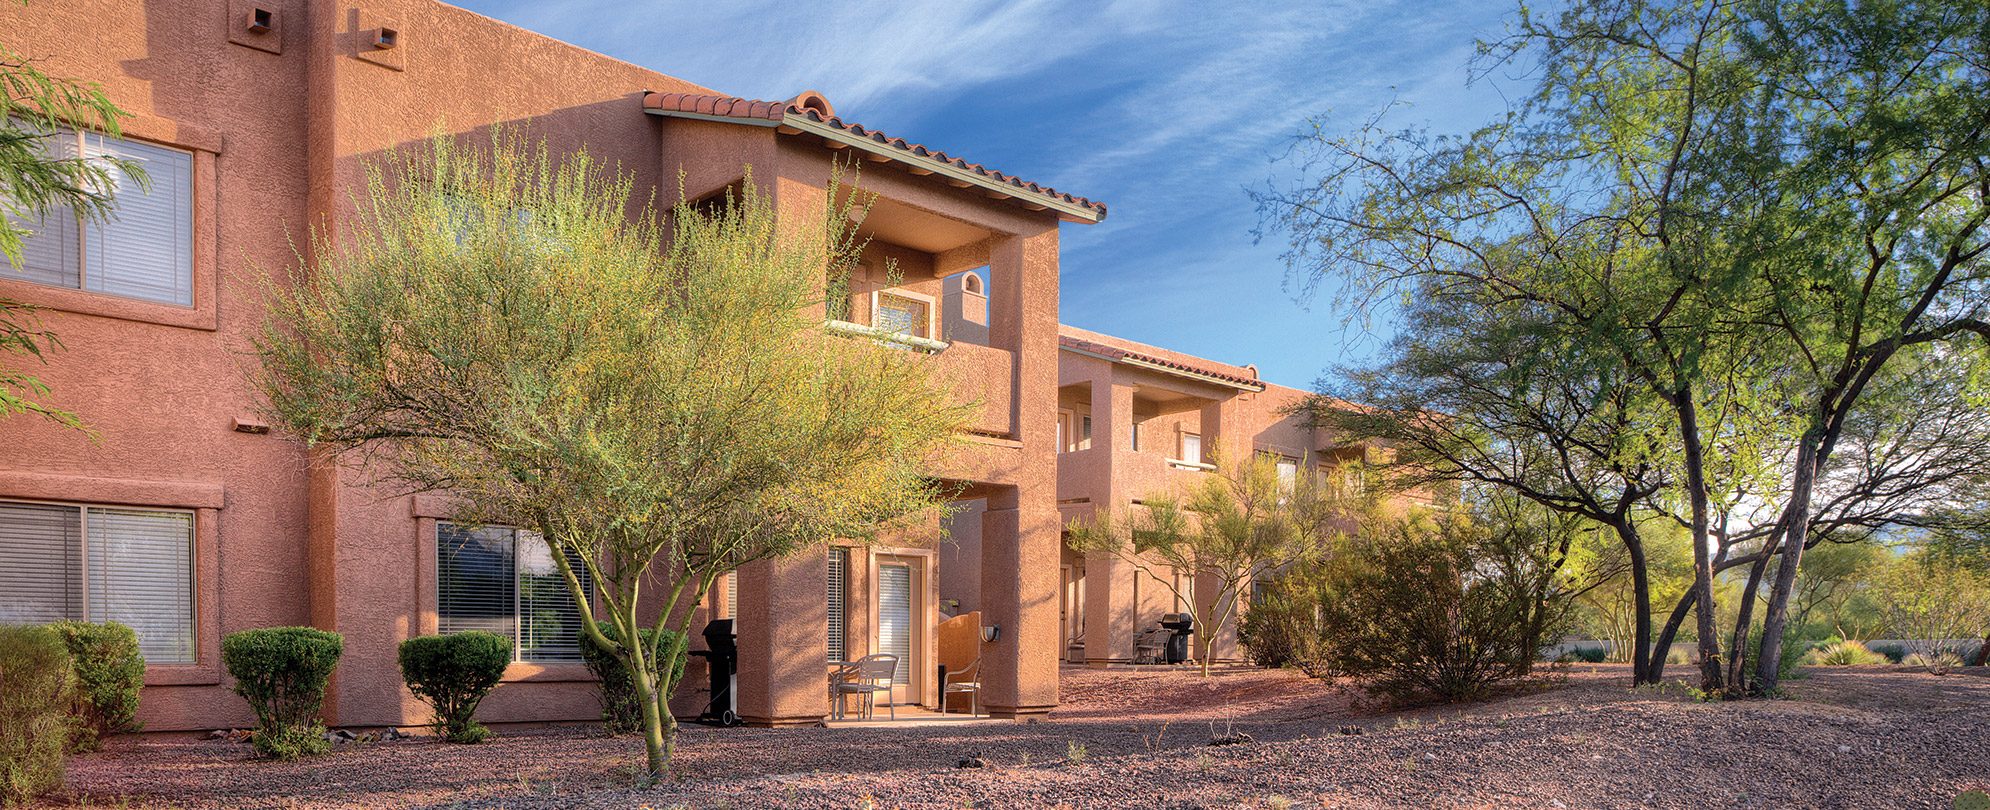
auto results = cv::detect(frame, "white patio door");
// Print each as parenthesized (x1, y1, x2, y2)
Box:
(876, 558, 921, 705)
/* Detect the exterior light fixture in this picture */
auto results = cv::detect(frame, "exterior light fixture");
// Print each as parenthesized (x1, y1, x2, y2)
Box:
(980, 625, 1000, 643)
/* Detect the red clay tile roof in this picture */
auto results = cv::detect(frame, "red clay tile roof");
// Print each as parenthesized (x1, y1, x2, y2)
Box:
(642, 91, 1106, 222)
(1058, 336, 1264, 390)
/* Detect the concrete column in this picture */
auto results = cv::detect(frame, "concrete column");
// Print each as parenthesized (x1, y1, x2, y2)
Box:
(734, 552, 830, 727)
(1084, 550, 1137, 665)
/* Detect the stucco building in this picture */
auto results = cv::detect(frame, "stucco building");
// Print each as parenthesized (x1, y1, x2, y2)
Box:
(0, 0, 1102, 731)
(958, 326, 1368, 667)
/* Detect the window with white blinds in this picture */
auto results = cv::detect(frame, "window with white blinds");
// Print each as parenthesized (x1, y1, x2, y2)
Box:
(826, 548, 847, 663)
(2, 125, 194, 305)
(0, 500, 195, 664)
(723, 570, 737, 621)
(437, 522, 592, 663)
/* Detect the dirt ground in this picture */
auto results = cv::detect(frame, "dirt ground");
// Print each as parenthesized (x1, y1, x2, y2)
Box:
(36, 664, 1990, 810)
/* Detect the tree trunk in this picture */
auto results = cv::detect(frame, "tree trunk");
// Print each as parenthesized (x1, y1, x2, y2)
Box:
(1646, 584, 1699, 683)
(1615, 523, 1655, 685)
(1725, 546, 1773, 694)
(1974, 628, 1990, 668)
(1755, 434, 1821, 693)
(628, 647, 668, 778)
(1678, 395, 1725, 693)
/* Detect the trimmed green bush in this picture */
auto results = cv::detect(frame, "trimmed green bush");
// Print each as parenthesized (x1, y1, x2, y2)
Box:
(0, 625, 76, 806)
(578, 622, 685, 735)
(1555, 647, 1607, 664)
(398, 632, 510, 743)
(46, 621, 145, 752)
(1800, 640, 1889, 666)
(222, 627, 343, 760)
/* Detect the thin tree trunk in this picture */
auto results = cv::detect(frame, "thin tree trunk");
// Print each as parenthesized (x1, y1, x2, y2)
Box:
(1647, 583, 1699, 683)
(1974, 629, 1990, 668)
(1725, 545, 1773, 693)
(1755, 434, 1820, 692)
(1678, 395, 1725, 693)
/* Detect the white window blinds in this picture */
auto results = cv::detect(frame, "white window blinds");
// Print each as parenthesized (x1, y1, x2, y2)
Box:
(826, 548, 847, 663)
(723, 570, 737, 621)
(0, 502, 81, 626)
(88, 508, 196, 663)
(878, 563, 913, 685)
(437, 522, 591, 663)
(2, 125, 193, 305)
(0, 501, 195, 664)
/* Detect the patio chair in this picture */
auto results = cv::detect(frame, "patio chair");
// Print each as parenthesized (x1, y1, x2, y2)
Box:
(941, 657, 982, 717)
(833, 653, 899, 720)
(1133, 628, 1168, 665)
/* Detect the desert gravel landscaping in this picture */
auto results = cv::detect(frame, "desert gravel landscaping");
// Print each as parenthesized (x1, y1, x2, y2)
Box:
(38, 664, 1990, 810)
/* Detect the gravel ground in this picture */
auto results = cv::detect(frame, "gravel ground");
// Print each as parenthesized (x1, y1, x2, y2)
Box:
(40, 664, 1990, 809)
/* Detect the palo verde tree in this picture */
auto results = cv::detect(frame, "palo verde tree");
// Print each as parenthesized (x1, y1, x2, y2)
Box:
(2, 12, 142, 429)
(1067, 447, 1343, 677)
(250, 132, 968, 777)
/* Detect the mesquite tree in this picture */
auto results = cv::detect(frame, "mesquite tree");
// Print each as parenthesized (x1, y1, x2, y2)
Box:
(251, 133, 967, 776)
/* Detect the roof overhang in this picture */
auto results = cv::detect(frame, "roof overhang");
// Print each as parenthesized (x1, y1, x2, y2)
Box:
(641, 92, 1106, 225)
(1059, 343, 1266, 392)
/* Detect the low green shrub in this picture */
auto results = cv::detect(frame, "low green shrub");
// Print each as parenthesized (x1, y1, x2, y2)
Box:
(0, 625, 76, 806)
(46, 621, 145, 752)
(579, 622, 685, 735)
(222, 627, 343, 760)
(1866, 643, 1906, 663)
(1554, 647, 1607, 664)
(1664, 647, 1693, 666)
(398, 632, 510, 743)
(1799, 640, 1889, 666)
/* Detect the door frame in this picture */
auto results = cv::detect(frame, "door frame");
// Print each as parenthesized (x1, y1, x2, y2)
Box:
(870, 548, 936, 708)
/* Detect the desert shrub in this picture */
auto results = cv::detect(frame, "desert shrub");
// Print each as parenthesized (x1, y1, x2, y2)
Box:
(222, 627, 343, 760)
(0, 625, 76, 806)
(1240, 573, 1332, 675)
(1554, 647, 1607, 664)
(579, 622, 685, 735)
(398, 632, 510, 743)
(1316, 505, 1572, 704)
(45, 621, 145, 752)
(1664, 647, 1693, 666)
(1800, 640, 1889, 666)
(1867, 643, 1905, 663)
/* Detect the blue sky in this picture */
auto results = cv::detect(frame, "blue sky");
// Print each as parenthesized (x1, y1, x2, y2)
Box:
(453, 0, 1525, 390)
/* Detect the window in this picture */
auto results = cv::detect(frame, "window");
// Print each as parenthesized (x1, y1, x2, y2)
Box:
(723, 570, 737, 621)
(3, 125, 193, 305)
(1180, 433, 1202, 464)
(437, 523, 593, 663)
(0, 500, 195, 664)
(1131, 421, 1142, 452)
(826, 547, 848, 663)
(1276, 456, 1299, 497)
(873, 291, 933, 339)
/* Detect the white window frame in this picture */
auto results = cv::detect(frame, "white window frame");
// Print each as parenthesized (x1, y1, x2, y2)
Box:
(2, 123, 195, 307)
(869, 288, 937, 340)
(0, 498, 197, 664)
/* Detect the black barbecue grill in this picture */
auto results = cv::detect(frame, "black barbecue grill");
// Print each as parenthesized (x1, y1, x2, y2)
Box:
(1159, 613, 1195, 664)
(687, 619, 741, 727)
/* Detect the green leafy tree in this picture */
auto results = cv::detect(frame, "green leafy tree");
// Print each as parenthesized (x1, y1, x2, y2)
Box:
(1068, 448, 1343, 677)
(249, 133, 967, 777)
(1, 15, 142, 428)
(1256, 0, 1990, 695)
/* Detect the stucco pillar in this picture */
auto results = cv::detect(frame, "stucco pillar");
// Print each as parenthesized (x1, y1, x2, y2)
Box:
(1199, 397, 1251, 467)
(1084, 551, 1138, 665)
(978, 228, 1060, 718)
(734, 552, 830, 727)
